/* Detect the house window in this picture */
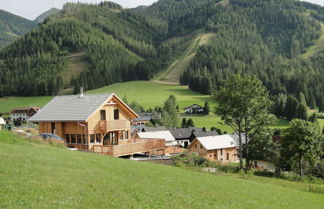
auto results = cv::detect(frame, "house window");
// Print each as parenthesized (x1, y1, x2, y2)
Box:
(77, 135, 82, 144)
(71, 134, 76, 144)
(220, 149, 223, 156)
(200, 144, 203, 149)
(195, 144, 197, 148)
(51, 123, 56, 134)
(210, 155, 212, 157)
(82, 135, 86, 144)
(124, 131, 129, 139)
(114, 109, 119, 120)
(100, 110, 106, 120)
(96, 134, 101, 143)
(90, 134, 95, 144)
(65, 134, 70, 144)
(226, 153, 229, 160)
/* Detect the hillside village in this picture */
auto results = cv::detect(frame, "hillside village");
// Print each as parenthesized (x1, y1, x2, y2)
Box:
(1, 0, 324, 208)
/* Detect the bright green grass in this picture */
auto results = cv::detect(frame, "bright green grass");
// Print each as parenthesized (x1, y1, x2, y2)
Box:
(180, 114, 290, 133)
(87, 81, 217, 110)
(318, 119, 324, 129)
(1, 130, 324, 209)
(0, 81, 215, 113)
(0, 96, 52, 113)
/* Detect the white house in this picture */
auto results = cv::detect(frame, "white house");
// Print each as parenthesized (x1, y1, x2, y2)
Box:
(0, 118, 6, 130)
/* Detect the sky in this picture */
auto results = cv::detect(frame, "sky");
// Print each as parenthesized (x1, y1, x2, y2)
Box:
(0, 0, 323, 21)
(0, 0, 158, 20)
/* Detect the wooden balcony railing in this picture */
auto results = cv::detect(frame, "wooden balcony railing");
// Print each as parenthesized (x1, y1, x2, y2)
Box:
(91, 138, 165, 157)
(99, 120, 130, 132)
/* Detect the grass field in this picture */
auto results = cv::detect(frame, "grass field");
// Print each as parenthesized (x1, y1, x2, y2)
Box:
(1, 130, 324, 209)
(0, 81, 216, 113)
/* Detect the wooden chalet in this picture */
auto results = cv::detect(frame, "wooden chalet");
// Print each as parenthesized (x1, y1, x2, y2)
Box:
(30, 93, 165, 157)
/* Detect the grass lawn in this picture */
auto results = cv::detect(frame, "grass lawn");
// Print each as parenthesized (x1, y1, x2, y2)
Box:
(1, 130, 324, 209)
(0, 81, 215, 114)
(87, 81, 217, 110)
(318, 118, 324, 129)
(180, 114, 290, 133)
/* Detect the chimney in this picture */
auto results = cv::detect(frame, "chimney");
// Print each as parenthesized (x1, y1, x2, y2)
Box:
(80, 87, 84, 97)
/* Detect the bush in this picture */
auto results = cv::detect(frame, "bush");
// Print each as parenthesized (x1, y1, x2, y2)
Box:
(313, 160, 324, 178)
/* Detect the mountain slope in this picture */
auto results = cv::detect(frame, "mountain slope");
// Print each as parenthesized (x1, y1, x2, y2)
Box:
(0, 9, 35, 49)
(33, 8, 60, 23)
(0, 0, 324, 110)
(1, 130, 324, 209)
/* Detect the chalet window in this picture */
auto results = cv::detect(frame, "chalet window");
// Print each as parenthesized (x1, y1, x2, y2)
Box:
(200, 144, 203, 149)
(51, 122, 55, 134)
(82, 135, 86, 144)
(71, 134, 76, 144)
(77, 135, 82, 144)
(90, 134, 95, 144)
(195, 144, 197, 148)
(226, 153, 229, 160)
(114, 109, 119, 120)
(210, 155, 212, 157)
(96, 134, 100, 143)
(220, 149, 223, 156)
(65, 134, 70, 144)
(100, 110, 106, 120)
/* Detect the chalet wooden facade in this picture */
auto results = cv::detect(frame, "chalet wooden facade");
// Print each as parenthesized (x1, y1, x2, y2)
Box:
(30, 93, 165, 156)
(188, 135, 238, 163)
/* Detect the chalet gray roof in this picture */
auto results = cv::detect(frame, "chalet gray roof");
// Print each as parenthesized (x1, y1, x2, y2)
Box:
(192, 131, 219, 138)
(230, 133, 248, 146)
(30, 94, 113, 122)
(133, 112, 161, 121)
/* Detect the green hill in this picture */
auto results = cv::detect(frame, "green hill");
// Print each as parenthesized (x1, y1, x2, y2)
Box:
(0, 0, 324, 111)
(0, 9, 35, 49)
(1, 130, 324, 209)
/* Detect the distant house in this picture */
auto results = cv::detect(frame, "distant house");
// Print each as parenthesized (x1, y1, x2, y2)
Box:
(11, 107, 40, 122)
(169, 127, 202, 148)
(30, 93, 165, 157)
(189, 130, 219, 142)
(188, 135, 238, 163)
(0, 118, 6, 130)
(136, 130, 182, 154)
(131, 112, 161, 126)
(183, 104, 204, 114)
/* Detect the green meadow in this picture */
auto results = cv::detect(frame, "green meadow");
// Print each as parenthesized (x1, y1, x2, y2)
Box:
(1, 130, 324, 209)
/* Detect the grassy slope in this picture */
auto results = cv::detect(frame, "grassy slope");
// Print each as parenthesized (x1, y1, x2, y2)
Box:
(155, 32, 216, 84)
(302, 23, 324, 57)
(1, 131, 324, 209)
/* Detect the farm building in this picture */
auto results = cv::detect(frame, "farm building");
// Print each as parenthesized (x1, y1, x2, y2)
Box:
(189, 135, 238, 163)
(169, 127, 202, 148)
(0, 118, 6, 130)
(183, 104, 204, 114)
(10, 107, 40, 122)
(30, 93, 165, 157)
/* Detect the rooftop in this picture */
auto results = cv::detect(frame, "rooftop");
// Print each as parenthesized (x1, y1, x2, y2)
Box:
(196, 135, 236, 150)
(30, 94, 113, 122)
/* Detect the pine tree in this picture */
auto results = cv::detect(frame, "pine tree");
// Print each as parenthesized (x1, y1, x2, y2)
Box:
(187, 118, 195, 127)
(203, 101, 210, 115)
(181, 118, 187, 128)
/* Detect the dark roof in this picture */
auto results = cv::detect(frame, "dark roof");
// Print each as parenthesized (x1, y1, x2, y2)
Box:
(11, 107, 40, 113)
(169, 128, 192, 140)
(184, 104, 203, 110)
(143, 126, 167, 132)
(192, 131, 219, 137)
(133, 112, 161, 122)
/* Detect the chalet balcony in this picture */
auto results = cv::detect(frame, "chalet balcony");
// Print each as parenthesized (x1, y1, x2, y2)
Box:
(91, 138, 166, 157)
(99, 120, 130, 132)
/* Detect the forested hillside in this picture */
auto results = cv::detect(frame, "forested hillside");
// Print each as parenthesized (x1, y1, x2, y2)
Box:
(0, 0, 324, 111)
(0, 9, 35, 49)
